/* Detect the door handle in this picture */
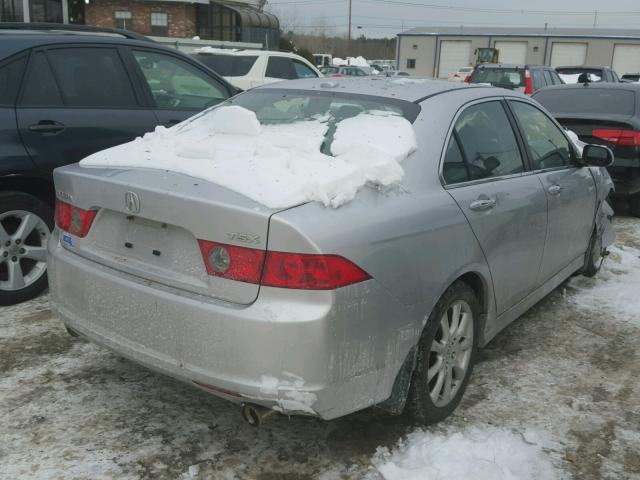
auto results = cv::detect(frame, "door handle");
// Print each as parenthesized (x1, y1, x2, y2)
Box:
(548, 185, 563, 195)
(469, 198, 497, 211)
(28, 121, 65, 134)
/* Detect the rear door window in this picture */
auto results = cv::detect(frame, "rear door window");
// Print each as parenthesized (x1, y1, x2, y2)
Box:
(20, 52, 63, 106)
(0, 56, 27, 106)
(266, 57, 294, 79)
(470, 68, 525, 89)
(543, 70, 554, 86)
(452, 101, 524, 181)
(532, 69, 544, 90)
(46, 48, 137, 107)
(509, 101, 572, 170)
(442, 135, 469, 184)
(133, 50, 229, 109)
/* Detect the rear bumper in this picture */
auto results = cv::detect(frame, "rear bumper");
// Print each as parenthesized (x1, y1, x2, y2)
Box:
(47, 230, 419, 420)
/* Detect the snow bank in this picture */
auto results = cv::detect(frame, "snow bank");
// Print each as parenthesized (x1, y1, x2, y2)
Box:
(80, 106, 417, 209)
(371, 426, 563, 480)
(568, 241, 640, 325)
(332, 56, 369, 67)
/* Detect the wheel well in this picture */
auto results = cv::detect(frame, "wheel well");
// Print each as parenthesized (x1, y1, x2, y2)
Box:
(0, 176, 54, 207)
(458, 272, 487, 315)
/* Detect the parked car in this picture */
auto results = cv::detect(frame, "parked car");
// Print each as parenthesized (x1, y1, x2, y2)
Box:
(533, 83, 640, 216)
(192, 49, 321, 90)
(467, 64, 563, 94)
(48, 78, 614, 425)
(385, 70, 411, 77)
(621, 73, 640, 83)
(555, 66, 620, 84)
(449, 66, 474, 82)
(0, 24, 238, 305)
(320, 65, 369, 77)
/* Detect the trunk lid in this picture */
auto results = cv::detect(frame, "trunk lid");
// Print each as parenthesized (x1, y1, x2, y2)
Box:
(53, 164, 281, 305)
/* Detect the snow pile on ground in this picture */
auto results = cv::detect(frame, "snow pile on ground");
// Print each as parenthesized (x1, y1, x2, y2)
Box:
(80, 106, 417, 209)
(370, 426, 563, 480)
(392, 78, 427, 85)
(332, 56, 369, 67)
(568, 243, 640, 325)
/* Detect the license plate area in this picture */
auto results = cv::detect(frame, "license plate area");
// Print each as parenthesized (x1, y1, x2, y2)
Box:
(124, 217, 170, 262)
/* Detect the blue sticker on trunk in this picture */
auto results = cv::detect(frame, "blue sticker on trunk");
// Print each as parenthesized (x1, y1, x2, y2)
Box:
(62, 233, 73, 247)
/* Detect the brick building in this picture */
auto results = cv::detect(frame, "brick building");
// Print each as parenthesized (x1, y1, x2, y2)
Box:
(0, 0, 279, 46)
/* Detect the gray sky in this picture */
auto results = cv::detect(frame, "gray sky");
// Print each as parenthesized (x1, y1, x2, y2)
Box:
(266, 0, 640, 38)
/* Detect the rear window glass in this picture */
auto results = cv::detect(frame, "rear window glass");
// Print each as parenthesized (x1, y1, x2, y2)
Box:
(533, 88, 636, 116)
(470, 68, 525, 88)
(194, 54, 257, 77)
(224, 89, 421, 125)
(556, 68, 603, 83)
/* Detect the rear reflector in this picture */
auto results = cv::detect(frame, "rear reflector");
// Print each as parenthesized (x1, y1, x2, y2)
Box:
(524, 68, 533, 95)
(54, 200, 97, 238)
(592, 129, 640, 147)
(197, 240, 370, 290)
(262, 252, 370, 290)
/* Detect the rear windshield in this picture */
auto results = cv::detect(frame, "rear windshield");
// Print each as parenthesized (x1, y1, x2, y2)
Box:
(533, 88, 636, 116)
(193, 54, 258, 77)
(556, 68, 603, 83)
(222, 88, 421, 124)
(470, 68, 525, 89)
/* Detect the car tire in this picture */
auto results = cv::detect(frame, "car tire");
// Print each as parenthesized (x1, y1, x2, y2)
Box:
(0, 191, 53, 306)
(583, 227, 604, 278)
(629, 192, 640, 218)
(404, 281, 480, 425)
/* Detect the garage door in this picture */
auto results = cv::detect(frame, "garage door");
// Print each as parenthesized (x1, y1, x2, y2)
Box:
(612, 44, 640, 76)
(550, 42, 588, 67)
(494, 41, 528, 64)
(438, 40, 472, 78)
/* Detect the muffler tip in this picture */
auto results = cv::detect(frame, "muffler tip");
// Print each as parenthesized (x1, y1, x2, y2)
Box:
(241, 403, 275, 427)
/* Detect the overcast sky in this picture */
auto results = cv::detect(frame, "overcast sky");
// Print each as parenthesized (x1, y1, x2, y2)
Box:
(266, 0, 640, 38)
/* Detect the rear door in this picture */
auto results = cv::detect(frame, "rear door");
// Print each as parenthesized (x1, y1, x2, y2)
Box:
(16, 45, 157, 173)
(129, 48, 232, 127)
(507, 100, 596, 283)
(0, 54, 31, 174)
(444, 100, 548, 315)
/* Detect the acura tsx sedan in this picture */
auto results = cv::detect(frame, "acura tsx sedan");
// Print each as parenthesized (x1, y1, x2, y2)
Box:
(47, 78, 614, 425)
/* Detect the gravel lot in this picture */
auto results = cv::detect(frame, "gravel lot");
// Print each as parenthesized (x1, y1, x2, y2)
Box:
(1, 217, 639, 480)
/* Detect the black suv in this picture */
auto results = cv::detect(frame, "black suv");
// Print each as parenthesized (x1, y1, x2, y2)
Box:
(467, 64, 564, 94)
(0, 24, 238, 305)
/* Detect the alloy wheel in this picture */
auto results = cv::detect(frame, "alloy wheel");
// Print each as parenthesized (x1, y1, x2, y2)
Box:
(0, 210, 50, 292)
(427, 300, 474, 407)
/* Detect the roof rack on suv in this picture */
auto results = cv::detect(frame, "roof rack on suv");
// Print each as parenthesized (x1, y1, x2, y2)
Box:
(0, 22, 153, 42)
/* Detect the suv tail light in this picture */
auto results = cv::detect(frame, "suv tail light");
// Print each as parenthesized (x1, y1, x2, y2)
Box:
(592, 129, 640, 147)
(197, 240, 370, 290)
(524, 68, 533, 95)
(54, 200, 97, 238)
(464, 74, 472, 83)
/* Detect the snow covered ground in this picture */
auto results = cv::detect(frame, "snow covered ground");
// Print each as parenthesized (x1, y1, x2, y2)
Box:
(1, 217, 639, 480)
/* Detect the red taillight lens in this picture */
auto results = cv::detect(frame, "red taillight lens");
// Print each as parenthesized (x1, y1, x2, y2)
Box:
(54, 200, 97, 238)
(592, 129, 640, 147)
(464, 75, 471, 83)
(198, 240, 265, 284)
(262, 252, 370, 290)
(524, 69, 533, 95)
(197, 241, 370, 289)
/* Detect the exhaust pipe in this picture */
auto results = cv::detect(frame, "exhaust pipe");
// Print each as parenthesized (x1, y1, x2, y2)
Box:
(241, 403, 276, 426)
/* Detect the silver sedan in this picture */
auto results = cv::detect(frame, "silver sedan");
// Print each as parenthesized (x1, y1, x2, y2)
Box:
(47, 78, 615, 425)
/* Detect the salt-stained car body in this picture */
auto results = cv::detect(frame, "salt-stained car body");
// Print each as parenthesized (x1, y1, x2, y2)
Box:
(47, 78, 615, 423)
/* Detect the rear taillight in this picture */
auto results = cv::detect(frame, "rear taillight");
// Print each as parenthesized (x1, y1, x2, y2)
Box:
(197, 241, 370, 290)
(524, 68, 533, 95)
(262, 252, 370, 290)
(54, 200, 97, 238)
(464, 74, 471, 83)
(592, 129, 640, 147)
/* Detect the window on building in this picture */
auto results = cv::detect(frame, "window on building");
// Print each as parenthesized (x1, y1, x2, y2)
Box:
(407, 58, 416, 69)
(150, 12, 168, 36)
(114, 10, 132, 30)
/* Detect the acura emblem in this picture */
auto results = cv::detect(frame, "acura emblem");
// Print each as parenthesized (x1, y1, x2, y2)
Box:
(125, 191, 140, 214)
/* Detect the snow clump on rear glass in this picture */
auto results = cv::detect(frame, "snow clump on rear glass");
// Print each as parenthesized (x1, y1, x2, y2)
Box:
(79, 105, 417, 209)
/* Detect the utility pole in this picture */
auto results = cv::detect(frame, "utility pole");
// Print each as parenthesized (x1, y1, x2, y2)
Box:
(347, 0, 352, 59)
(593, 10, 598, 28)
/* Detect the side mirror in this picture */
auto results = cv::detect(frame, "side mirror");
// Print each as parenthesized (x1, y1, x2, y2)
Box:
(582, 144, 614, 167)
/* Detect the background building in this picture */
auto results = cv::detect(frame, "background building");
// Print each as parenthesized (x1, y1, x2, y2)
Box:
(0, 0, 279, 47)
(397, 26, 640, 78)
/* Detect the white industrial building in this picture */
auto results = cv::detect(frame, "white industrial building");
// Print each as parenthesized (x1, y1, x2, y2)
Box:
(396, 26, 640, 78)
